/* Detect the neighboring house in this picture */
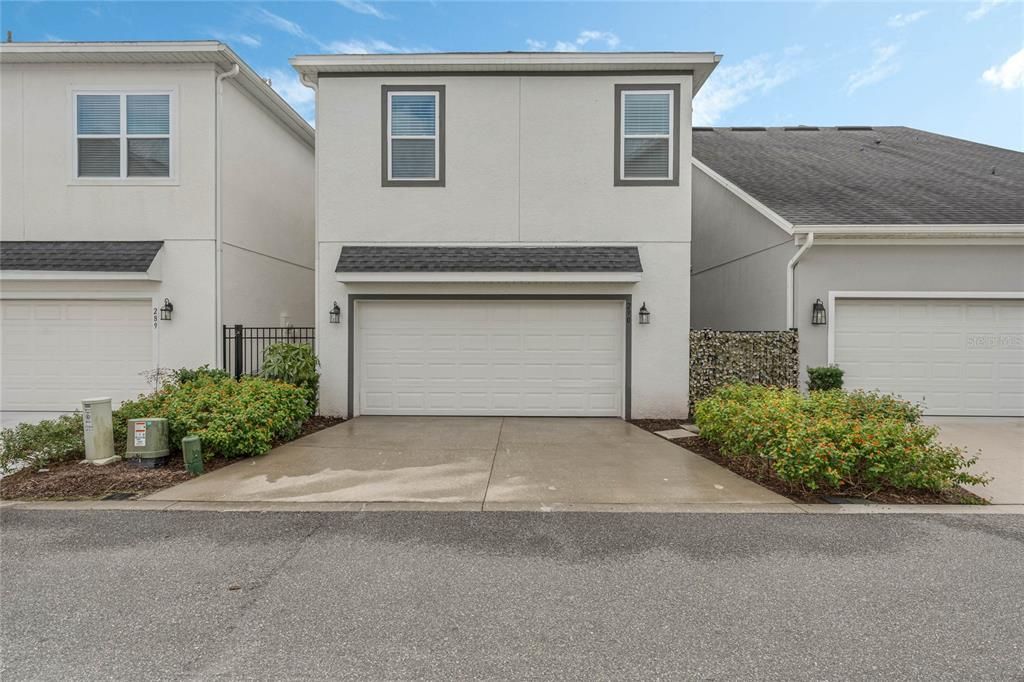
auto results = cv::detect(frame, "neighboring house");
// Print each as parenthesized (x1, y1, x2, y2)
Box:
(0, 41, 315, 419)
(691, 126, 1024, 416)
(291, 52, 720, 418)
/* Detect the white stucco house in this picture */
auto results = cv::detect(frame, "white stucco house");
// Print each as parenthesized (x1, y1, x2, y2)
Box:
(291, 52, 720, 418)
(691, 126, 1024, 416)
(0, 41, 315, 420)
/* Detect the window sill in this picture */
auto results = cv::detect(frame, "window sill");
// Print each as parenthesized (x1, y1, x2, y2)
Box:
(68, 178, 180, 187)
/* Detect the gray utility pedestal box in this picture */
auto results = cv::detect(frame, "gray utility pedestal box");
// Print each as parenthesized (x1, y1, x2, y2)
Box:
(126, 418, 170, 468)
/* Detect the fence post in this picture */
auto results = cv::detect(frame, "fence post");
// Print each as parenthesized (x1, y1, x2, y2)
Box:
(233, 324, 244, 379)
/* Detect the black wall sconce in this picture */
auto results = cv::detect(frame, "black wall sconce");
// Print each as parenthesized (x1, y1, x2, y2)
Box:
(811, 298, 827, 325)
(638, 302, 651, 325)
(329, 301, 341, 324)
(159, 298, 174, 321)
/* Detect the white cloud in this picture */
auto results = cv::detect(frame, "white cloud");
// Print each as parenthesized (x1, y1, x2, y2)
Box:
(210, 31, 261, 48)
(525, 30, 620, 52)
(982, 47, 1024, 89)
(265, 68, 315, 123)
(336, 0, 390, 20)
(966, 0, 1008, 21)
(846, 44, 900, 94)
(323, 39, 425, 54)
(692, 50, 804, 126)
(252, 8, 309, 39)
(887, 10, 929, 28)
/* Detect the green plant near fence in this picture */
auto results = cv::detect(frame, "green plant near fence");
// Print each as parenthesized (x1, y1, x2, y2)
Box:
(689, 329, 800, 409)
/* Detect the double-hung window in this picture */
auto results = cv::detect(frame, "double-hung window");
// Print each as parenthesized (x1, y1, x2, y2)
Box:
(75, 91, 172, 180)
(615, 84, 680, 186)
(383, 85, 445, 186)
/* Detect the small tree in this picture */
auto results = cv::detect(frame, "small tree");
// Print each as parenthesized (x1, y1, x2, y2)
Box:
(260, 344, 320, 412)
(807, 365, 844, 391)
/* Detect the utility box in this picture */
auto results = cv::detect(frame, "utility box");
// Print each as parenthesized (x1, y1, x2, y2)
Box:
(126, 418, 170, 468)
(82, 397, 119, 465)
(182, 435, 204, 475)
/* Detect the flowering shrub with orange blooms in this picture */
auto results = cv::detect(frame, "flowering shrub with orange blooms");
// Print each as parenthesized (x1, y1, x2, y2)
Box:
(694, 384, 987, 494)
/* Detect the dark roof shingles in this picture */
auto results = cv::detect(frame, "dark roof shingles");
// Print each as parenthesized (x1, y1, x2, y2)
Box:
(0, 241, 164, 272)
(337, 246, 642, 272)
(693, 126, 1024, 225)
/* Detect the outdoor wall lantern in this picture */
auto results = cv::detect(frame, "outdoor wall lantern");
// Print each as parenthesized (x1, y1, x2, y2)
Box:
(638, 302, 651, 325)
(159, 298, 174, 321)
(811, 298, 827, 325)
(329, 301, 341, 324)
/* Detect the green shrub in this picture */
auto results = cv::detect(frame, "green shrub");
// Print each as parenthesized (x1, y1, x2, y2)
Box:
(114, 376, 312, 459)
(172, 364, 232, 385)
(807, 365, 844, 391)
(0, 414, 85, 472)
(694, 383, 987, 494)
(260, 343, 319, 412)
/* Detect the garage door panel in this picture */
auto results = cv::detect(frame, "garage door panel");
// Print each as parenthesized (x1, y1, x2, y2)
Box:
(1, 300, 153, 412)
(357, 300, 625, 416)
(835, 299, 1024, 416)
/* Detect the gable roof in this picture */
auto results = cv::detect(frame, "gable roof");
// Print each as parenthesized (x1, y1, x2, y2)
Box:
(0, 41, 313, 147)
(0, 241, 163, 272)
(336, 246, 643, 272)
(693, 126, 1024, 228)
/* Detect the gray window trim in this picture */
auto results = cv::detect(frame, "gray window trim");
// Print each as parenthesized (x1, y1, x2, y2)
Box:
(381, 84, 446, 187)
(614, 83, 681, 187)
(346, 294, 632, 419)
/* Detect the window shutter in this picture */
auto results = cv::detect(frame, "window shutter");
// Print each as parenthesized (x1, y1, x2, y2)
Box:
(77, 95, 120, 134)
(126, 94, 170, 134)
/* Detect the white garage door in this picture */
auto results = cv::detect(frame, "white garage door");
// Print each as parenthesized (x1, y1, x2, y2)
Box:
(1, 300, 153, 412)
(356, 299, 625, 416)
(834, 298, 1024, 416)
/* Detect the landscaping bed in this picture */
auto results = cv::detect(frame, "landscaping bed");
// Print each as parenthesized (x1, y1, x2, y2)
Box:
(1, 415, 344, 501)
(631, 383, 989, 505)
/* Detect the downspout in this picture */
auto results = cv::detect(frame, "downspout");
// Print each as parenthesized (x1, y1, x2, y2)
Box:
(214, 62, 240, 366)
(786, 231, 814, 329)
(299, 72, 318, 358)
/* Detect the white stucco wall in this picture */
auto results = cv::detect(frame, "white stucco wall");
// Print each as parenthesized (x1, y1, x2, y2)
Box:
(220, 79, 314, 328)
(315, 73, 693, 418)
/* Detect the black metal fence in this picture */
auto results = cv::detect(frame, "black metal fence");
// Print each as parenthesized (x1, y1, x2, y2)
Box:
(222, 325, 315, 378)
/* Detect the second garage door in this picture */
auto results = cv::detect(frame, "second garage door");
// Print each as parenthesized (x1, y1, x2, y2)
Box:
(356, 299, 625, 416)
(833, 298, 1024, 416)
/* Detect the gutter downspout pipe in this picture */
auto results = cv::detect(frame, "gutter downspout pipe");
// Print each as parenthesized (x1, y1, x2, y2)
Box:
(786, 231, 814, 329)
(214, 62, 240, 366)
(299, 73, 319, 361)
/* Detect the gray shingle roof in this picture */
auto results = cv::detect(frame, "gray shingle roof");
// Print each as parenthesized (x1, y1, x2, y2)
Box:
(0, 241, 164, 272)
(693, 126, 1024, 226)
(336, 246, 642, 272)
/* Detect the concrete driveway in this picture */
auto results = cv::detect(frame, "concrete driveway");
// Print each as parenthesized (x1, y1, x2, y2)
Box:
(927, 417, 1023, 504)
(148, 417, 789, 508)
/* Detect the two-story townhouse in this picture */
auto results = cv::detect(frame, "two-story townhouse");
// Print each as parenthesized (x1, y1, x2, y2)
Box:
(0, 41, 315, 421)
(291, 52, 720, 418)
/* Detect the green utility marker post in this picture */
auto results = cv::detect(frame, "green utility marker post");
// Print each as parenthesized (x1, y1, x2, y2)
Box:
(182, 436, 204, 475)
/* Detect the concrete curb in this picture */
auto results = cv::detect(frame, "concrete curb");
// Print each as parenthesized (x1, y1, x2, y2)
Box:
(2, 499, 1022, 515)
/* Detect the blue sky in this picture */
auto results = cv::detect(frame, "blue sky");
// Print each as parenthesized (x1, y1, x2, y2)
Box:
(4, 1, 1022, 150)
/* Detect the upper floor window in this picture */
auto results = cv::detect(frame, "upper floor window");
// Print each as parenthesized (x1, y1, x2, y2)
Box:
(615, 84, 680, 186)
(383, 85, 445, 186)
(75, 92, 172, 179)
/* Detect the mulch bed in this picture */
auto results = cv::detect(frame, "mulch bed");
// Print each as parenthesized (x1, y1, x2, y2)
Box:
(630, 420, 987, 505)
(1, 415, 346, 502)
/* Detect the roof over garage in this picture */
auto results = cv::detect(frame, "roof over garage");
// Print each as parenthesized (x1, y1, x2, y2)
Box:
(0, 241, 164, 272)
(337, 246, 642, 273)
(693, 126, 1024, 227)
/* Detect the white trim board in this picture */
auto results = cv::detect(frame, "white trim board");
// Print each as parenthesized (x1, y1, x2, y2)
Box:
(692, 158, 794, 235)
(336, 272, 642, 283)
(826, 290, 1024, 364)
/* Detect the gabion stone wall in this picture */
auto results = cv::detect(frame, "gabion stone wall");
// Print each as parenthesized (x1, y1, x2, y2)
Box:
(689, 329, 799, 408)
